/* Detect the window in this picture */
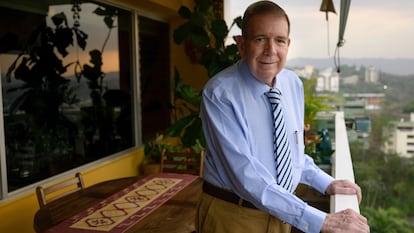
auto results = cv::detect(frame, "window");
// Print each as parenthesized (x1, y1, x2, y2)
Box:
(397, 126, 413, 131)
(0, 0, 136, 193)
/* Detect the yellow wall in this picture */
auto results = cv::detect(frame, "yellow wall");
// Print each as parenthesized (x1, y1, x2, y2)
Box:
(0, 0, 212, 232)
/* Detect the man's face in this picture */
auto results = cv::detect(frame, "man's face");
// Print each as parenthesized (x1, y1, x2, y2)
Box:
(237, 13, 290, 85)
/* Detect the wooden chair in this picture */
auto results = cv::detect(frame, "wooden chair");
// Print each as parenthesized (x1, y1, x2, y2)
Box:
(160, 149, 205, 177)
(36, 172, 85, 208)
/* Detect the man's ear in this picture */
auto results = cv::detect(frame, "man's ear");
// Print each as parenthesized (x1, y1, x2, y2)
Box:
(235, 35, 244, 57)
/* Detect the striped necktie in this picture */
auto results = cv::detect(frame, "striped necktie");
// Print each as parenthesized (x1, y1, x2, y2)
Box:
(265, 88, 293, 192)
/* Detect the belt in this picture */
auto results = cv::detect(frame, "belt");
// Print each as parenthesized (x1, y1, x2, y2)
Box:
(202, 181, 257, 209)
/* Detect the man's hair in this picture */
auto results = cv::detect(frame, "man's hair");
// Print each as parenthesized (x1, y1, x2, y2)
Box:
(241, 1, 291, 36)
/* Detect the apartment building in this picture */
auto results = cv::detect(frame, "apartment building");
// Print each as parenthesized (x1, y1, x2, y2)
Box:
(316, 68, 339, 92)
(383, 113, 414, 158)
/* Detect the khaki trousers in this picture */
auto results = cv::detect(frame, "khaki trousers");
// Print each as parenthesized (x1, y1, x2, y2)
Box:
(196, 192, 291, 233)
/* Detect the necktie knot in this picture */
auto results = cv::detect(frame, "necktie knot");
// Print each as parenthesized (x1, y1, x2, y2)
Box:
(265, 88, 282, 105)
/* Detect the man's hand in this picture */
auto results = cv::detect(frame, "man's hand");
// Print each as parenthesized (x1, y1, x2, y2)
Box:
(321, 209, 370, 233)
(325, 179, 362, 203)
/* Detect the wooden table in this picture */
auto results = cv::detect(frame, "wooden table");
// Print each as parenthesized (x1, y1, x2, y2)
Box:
(34, 175, 203, 233)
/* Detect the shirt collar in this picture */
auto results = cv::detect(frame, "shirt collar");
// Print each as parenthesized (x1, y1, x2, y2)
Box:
(238, 60, 282, 98)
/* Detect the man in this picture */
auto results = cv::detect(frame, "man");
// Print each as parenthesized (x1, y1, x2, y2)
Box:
(197, 1, 370, 233)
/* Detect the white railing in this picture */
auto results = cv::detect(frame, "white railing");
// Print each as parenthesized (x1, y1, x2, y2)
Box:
(330, 111, 360, 213)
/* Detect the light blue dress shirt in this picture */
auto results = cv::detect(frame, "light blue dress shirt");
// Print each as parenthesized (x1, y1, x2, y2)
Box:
(200, 60, 334, 233)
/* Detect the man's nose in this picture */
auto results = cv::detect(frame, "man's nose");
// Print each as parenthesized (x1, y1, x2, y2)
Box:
(264, 40, 277, 55)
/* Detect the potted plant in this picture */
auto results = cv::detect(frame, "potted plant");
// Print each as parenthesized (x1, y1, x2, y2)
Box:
(142, 134, 167, 174)
(301, 77, 336, 167)
(141, 134, 188, 174)
(141, 131, 206, 175)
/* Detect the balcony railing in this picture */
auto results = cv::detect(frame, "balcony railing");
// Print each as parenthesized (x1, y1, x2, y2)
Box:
(293, 111, 359, 233)
(330, 111, 360, 213)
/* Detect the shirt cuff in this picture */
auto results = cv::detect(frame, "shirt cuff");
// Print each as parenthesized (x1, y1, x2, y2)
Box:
(312, 169, 334, 194)
(295, 204, 326, 233)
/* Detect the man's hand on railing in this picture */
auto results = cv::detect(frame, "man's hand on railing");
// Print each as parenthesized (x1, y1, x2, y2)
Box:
(321, 209, 370, 233)
(323, 180, 369, 232)
(325, 179, 362, 203)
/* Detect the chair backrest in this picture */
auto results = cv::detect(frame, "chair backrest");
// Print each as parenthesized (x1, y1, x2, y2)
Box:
(36, 172, 85, 208)
(160, 149, 205, 177)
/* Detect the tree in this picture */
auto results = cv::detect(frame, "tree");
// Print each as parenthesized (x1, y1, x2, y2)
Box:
(403, 99, 414, 113)
(362, 207, 414, 233)
(300, 76, 335, 126)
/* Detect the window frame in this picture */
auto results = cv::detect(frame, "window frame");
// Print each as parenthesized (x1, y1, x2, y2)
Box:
(0, 0, 146, 201)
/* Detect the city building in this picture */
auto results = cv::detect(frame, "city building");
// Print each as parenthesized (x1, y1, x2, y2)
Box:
(343, 93, 385, 111)
(342, 99, 371, 149)
(316, 68, 339, 92)
(293, 65, 315, 79)
(365, 66, 379, 83)
(383, 113, 414, 158)
(342, 74, 359, 85)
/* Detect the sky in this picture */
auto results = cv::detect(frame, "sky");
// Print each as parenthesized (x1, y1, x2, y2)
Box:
(224, 0, 414, 60)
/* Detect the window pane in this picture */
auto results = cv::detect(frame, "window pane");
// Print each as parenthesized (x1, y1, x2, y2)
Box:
(0, 0, 134, 192)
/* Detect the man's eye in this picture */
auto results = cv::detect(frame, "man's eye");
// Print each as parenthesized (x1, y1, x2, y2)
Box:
(255, 37, 265, 42)
(276, 39, 289, 46)
(277, 39, 287, 44)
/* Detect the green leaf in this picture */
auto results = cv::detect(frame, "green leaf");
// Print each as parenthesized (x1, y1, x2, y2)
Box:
(224, 44, 240, 62)
(195, 0, 212, 14)
(232, 16, 243, 30)
(93, 7, 107, 16)
(51, 12, 67, 27)
(176, 85, 201, 107)
(104, 16, 114, 29)
(211, 19, 228, 47)
(167, 114, 195, 137)
(199, 49, 229, 77)
(74, 29, 88, 50)
(181, 116, 203, 147)
(199, 49, 218, 67)
(190, 12, 207, 27)
(178, 6, 191, 19)
(173, 23, 191, 44)
(189, 27, 210, 48)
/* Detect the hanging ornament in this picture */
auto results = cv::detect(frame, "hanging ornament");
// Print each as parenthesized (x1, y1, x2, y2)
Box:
(320, 0, 336, 20)
(320, 0, 336, 55)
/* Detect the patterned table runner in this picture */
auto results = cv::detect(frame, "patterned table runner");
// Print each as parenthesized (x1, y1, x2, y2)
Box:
(46, 173, 197, 233)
